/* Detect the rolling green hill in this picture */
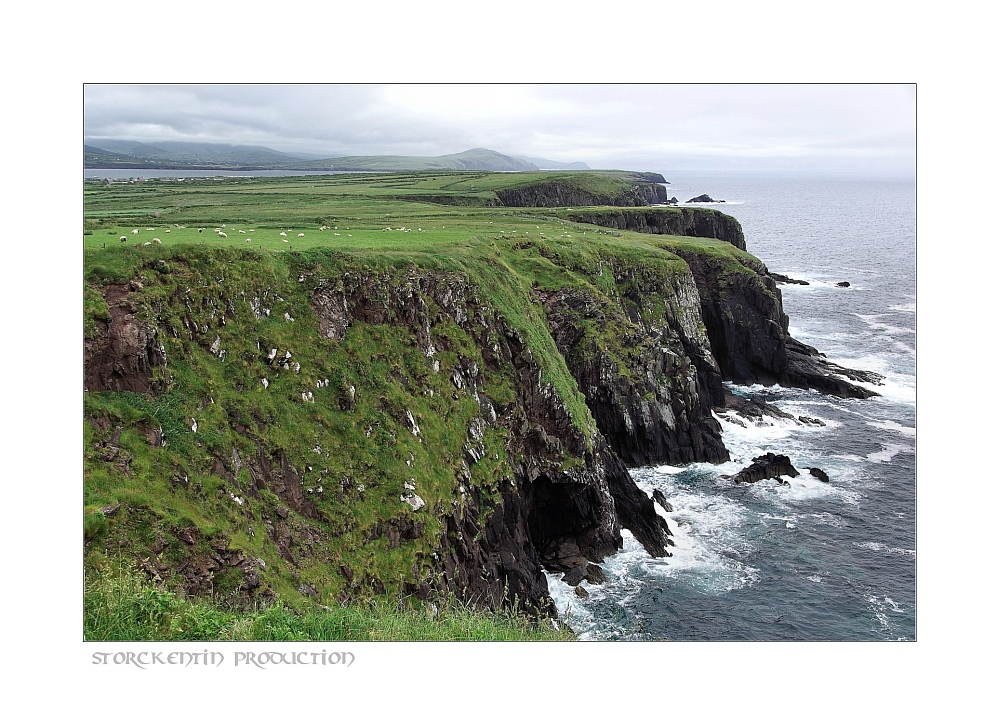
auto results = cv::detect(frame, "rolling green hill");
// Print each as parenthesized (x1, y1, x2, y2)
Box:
(83, 142, 595, 173)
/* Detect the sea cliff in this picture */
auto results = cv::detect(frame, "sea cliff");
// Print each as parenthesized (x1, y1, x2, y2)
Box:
(83, 171, 880, 620)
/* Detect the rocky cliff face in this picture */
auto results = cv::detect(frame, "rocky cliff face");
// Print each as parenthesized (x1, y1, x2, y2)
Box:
(674, 250, 881, 398)
(538, 276, 728, 467)
(563, 208, 747, 251)
(495, 180, 668, 208)
(85, 259, 675, 616)
(85, 281, 167, 393)
(311, 269, 676, 612)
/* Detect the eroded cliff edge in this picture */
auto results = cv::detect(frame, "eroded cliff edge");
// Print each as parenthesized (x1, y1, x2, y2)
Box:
(84, 205, 879, 617)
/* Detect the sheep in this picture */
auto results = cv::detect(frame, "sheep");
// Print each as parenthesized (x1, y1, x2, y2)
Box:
(152, 238, 161, 244)
(245, 238, 252, 243)
(279, 231, 287, 237)
(198, 228, 204, 233)
(120, 235, 127, 242)
(297, 233, 304, 237)
(218, 231, 227, 238)
(132, 229, 138, 235)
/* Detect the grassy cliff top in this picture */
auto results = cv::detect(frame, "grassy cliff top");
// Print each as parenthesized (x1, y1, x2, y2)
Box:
(84, 171, 757, 438)
(85, 169, 666, 219)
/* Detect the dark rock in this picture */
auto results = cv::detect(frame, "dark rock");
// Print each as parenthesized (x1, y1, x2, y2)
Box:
(836, 281, 851, 288)
(809, 467, 830, 482)
(799, 416, 826, 427)
(686, 194, 718, 203)
(675, 251, 882, 399)
(716, 392, 796, 424)
(495, 178, 667, 207)
(84, 283, 167, 393)
(562, 566, 589, 587)
(771, 272, 809, 285)
(585, 563, 606, 585)
(652, 489, 673, 512)
(540, 286, 729, 467)
(600, 445, 674, 552)
(562, 207, 746, 250)
(298, 584, 319, 597)
(727, 453, 800, 484)
(99, 503, 121, 517)
(574, 585, 590, 599)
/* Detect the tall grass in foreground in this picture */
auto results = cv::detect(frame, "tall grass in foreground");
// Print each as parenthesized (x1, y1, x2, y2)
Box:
(84, 564, 574, 642)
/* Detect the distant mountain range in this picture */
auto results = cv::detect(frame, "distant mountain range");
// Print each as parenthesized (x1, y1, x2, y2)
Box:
(83, 140, 590, 172)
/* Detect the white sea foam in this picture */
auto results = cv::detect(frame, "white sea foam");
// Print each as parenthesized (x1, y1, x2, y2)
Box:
(713, 409, 798, 453)
(856, 541, 916, 558)
(891, 340, 916, 356)
(654, 464, 687, 475)
(867, 594, 891, 629)
(804, 399, 868, 418)
(852, 313, 915, 336)
(866, 443, 910, 463)
(631, 469, 762, 593)
(867, 420, 916, 438)
(866, 593, 910, 637)
(805, 512, 848, 528)
(752, 472, 858, 505)
(889, 302, 917, 313)
(815, 353, 915, 405)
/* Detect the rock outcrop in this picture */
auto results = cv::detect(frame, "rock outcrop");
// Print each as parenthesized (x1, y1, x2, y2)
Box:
(727, 453, 800, 484)
(673, 249, 881, 398)
(563, 207, 747, 251)
(495, 178, 667, 207)
(538, 280, 728, 467)
(84, 283, 167, 393)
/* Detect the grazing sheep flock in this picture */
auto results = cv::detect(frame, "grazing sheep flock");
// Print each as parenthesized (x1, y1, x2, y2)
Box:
(108, 220, 391, 248)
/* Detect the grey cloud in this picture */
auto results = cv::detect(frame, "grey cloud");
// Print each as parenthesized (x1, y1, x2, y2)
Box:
(84, 84, 915, 174)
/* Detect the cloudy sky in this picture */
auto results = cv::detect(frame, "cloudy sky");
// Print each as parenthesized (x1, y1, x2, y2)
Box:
(85, 84, 915, 175)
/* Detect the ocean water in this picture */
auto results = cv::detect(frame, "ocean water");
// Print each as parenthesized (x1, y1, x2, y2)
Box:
(547, 173, 917, 641)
